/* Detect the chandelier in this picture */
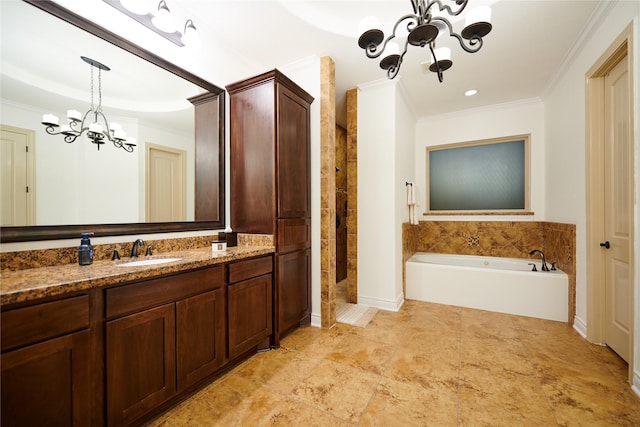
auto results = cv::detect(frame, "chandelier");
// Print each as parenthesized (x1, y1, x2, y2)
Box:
(358, 0, 492, 81)
(41, 56, 136, 152)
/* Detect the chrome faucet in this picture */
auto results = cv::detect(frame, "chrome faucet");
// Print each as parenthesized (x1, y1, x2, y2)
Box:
(529, 249, 549, 271)
(130, 238, 145, 258)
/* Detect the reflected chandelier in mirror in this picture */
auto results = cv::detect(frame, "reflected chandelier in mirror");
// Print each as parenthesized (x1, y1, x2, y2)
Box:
(41, 56, 138, 152)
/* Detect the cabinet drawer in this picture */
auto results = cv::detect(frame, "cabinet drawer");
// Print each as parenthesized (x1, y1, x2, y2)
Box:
(228, 256, 272, 284)
(106, 266, 224, 319)
(1, 295, 89, 352)
(277, 218, 310, 252)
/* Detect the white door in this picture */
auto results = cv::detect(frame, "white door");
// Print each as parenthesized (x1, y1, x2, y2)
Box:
(0, 126, 34, 226)
(603, 57, 631, 362)
(146, 144, 186, 222)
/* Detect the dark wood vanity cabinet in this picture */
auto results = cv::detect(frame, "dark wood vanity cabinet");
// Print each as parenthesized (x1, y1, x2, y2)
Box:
(227, 70, 313, 344)
(176, 288, 226, 389)
(0, 254, 273, 426)
(227, 256, 273, 359)
(105, 266, 226, 426)
(1, 295, 92, 427)
(277, 248, 311, 334)
(106, 303, 176, 426)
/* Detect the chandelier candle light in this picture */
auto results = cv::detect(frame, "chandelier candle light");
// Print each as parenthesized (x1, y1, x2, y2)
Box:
(358, 0, 492, 80)
(41, 56, 136, 152)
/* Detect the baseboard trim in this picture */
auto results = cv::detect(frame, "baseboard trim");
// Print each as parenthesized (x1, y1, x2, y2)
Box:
(310, 312, 321, 328)
(632, 371, 640, 398)
(573, 315, 587, 338)
(358, 292, 404, 312)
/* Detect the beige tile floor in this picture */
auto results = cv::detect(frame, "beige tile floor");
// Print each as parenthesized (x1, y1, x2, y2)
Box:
(148, 293, 640, 426)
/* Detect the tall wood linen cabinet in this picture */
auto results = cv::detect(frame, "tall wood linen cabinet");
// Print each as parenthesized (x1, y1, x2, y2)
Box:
(227, 70, 313, 346)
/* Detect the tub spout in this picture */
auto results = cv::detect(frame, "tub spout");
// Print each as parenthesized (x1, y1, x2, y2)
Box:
(529, 249, 549, 271)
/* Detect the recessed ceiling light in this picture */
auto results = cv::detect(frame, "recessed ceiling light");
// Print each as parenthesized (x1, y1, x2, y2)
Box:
(465, 89, 477, 96)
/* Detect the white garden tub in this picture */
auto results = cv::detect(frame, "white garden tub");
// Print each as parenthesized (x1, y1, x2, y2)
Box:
(406, 252, 568, 321)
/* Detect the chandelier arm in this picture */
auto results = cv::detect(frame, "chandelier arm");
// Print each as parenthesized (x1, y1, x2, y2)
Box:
(43, 125, 79, 144)
(365, 13, 420, 59)
(450, 30, 484, 53)
(430, 16, 483, 53)
(429, 43, 444, 83)
(80, 109, 93, 131)
(386, 38, 411, 79)
(96, 111, 113, 142)
(63, 134, 80, 144)
(428, 0, 468, 18)
(410, 0, 421, 15)
(69, 120, 82, 134)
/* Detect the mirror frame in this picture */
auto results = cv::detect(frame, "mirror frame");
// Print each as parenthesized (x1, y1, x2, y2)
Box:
(1, 0, 225, 243)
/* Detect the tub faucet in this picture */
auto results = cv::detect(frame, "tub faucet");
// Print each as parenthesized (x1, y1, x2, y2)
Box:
(130, 238, 145, 258)
(529, 249, 549, 271)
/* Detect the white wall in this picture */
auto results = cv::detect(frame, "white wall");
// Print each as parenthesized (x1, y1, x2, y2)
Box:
(544, 1, 639, 390)
(394, 84, 416, 305)
(357, 79, 413, 310)
(414, 99, 546, 221)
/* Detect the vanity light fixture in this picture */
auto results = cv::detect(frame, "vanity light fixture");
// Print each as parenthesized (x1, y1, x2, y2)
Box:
(358, 0, 492, 81)
(103, 0, 200, 48)
(41, 56, 136, 153)
(181, 19, 202, 48)
(151, 0, 176, 33)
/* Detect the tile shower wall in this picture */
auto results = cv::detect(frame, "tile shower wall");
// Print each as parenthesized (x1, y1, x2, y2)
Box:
(402, 221, 576, 323)
(335, 125, 348, 282)
(320, 56, 337, 328)
(346, 88, 358, 305)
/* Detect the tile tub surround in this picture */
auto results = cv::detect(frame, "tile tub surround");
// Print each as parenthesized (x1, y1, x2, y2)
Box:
(402, 221, 576, 323)
(0, 243, 274, 305)
(148, 300, 640, 426)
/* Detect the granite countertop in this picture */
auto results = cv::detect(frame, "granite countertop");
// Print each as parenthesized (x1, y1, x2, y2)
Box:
(0, 245, 275, 306)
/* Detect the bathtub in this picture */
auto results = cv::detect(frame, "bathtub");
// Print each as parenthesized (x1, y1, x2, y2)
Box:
(405, 252, 568, 322)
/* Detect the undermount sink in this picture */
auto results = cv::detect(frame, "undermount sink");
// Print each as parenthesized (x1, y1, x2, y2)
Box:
(116, 257, 183, 267)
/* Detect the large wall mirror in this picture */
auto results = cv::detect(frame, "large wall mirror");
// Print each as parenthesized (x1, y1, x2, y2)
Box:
(1, 0, 225, 242)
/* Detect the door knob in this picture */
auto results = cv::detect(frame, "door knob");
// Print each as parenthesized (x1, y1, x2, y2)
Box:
(600, 241, 610, 249)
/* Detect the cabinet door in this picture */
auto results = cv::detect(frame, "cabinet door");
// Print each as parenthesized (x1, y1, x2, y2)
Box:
(106, 303, 176, 427)
(276, 249, 311, 336)
(1, 330, 90, 427)
(176, 288, 226, 390)
(276, 84, 311, 218)
(228, 274, 273, 359)
(229, 82, 276, 233)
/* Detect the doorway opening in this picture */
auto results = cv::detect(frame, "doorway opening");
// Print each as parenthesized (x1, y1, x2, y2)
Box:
(146, 143, 186, 222)
(0, 124, 35, 226)
(336, 125, 348, 308)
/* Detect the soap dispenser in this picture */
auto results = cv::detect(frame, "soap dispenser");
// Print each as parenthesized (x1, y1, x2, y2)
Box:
(78, 232, 94, 266)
